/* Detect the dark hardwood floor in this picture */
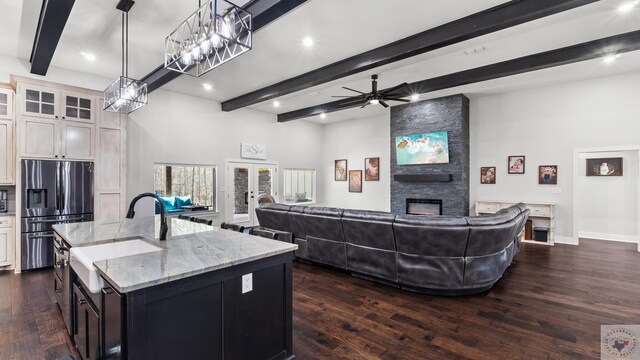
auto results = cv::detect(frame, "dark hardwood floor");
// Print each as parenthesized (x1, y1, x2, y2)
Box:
(0, 267, 80, 360)
(291, 239, 640, 359)
(1, 239, 638, 359)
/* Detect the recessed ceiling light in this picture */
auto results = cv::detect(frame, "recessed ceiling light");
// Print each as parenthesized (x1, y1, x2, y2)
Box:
(203, 83, 213, 91)
(618, 1, 638, 13)
(273, 100, 281, 108)
(80, 52, 96, 61)
(603, 54, 622, 64)
(319, 113, 327, 119)
(410, 94, 420, 102)
(302, 37, 314, 47)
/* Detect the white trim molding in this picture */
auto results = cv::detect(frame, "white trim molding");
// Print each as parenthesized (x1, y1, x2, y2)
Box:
(572, 144, 640, 252)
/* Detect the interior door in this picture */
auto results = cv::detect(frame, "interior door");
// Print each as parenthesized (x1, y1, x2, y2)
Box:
(226, 162, 278, 227)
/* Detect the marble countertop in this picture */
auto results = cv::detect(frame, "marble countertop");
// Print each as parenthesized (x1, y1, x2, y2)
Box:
(53, 217, 297, 293)
(53, 216, 212, 247)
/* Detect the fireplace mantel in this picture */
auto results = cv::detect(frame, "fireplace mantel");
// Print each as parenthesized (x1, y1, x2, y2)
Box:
(393, 174, 453, 182)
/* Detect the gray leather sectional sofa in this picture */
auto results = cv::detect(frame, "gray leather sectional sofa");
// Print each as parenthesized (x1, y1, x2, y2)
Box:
(255, 203, 529, 295)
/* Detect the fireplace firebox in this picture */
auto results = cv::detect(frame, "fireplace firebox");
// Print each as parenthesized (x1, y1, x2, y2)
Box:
(406, 199, 442, 216)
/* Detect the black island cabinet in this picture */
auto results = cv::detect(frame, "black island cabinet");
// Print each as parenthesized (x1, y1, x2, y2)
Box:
(73, 253, 294, 360)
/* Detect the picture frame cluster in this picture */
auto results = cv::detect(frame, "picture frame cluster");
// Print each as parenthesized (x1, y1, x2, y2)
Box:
(481, 156, 625, 185)
(334, 157, 380, 193)
(481, 156, 558, 185)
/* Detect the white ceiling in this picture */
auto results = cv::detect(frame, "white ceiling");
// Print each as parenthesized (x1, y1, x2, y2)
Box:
(1, 0, 639, 124)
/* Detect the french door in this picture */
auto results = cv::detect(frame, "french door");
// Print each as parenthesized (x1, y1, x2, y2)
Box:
(226, 161, 278, 227)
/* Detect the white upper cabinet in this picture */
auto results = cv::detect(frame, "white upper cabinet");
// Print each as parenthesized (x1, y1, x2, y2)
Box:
(0, 88, 14, 120)
(61, 122, 95, 160)
(19, 117, 58, 158)
(0, 120, 15, 184)
(18, 84, 97, 123)
(19, 84, 59, 119)
(61, 91, 95, 123)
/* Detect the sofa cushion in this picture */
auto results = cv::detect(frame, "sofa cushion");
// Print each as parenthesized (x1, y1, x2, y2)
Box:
(256, 203, 291, 232)
(343, 209, 395, 222)
(466, 212, 518, 257)
(175, 195, 192, 208)
(394, 215, 469, 257)
(159, 196, 177, 211)
(397, 253, 464, 289)
(306, 237, 347, 269)
(303, 207, 345, 243)
(346, 244, 397, 282)
(343, 209, 396, 251)
(305, 206, 344, 217)
(288, 206, 308, 240)
(293, 238, 309, 260)
(260, 203, 292, 212)
(464, 245, 512, 289)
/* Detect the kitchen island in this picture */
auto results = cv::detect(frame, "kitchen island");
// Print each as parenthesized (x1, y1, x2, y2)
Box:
(53, 217, 297, 360)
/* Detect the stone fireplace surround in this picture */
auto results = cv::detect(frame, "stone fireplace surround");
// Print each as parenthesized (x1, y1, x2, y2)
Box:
(390, 94, 470, 216)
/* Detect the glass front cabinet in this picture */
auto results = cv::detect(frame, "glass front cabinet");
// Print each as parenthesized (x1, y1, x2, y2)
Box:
(18, 84, 96, 123)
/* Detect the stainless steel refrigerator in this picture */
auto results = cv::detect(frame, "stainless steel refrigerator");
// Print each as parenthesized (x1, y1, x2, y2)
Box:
(21, 160, 94, 270)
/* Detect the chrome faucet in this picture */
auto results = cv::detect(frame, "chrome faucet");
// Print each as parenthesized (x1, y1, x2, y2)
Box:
(126, 192, 168, 241)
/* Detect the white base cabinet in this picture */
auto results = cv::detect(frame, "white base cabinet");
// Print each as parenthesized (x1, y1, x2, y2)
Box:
(0, 216, 15, 268)
(0, 120, 14, 184)
(475, 200, 555, 245)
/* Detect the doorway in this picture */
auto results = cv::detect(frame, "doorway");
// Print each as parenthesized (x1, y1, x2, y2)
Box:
(572, 146, 640, 251)
(226, 161, 278, 227)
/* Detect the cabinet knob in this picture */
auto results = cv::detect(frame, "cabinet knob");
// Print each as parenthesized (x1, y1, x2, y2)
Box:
(79, 299, 87, 305)
(62, 116, 65, 119)
(55, 155, 59, 158)
(55, 116, 59, 119)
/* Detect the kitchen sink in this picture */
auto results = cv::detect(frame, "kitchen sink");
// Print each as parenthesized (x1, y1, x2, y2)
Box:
(70, 238, 162, 293)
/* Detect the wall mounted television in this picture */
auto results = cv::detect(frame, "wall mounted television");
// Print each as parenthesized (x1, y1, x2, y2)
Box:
(395, 131, 449, 165)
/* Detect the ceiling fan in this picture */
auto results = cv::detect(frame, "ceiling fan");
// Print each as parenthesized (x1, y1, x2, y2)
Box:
(332, 74, 411, 108)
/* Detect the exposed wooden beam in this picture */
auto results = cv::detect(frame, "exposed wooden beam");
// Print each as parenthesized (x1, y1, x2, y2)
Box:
(141, 0, 308, 93)
(30, 0, 76, 76)
(277, 30, 640, 122)
(221, 0, 599, 111)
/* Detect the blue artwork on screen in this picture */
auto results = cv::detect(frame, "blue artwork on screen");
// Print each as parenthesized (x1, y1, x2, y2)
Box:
(395, 131, 449, 165)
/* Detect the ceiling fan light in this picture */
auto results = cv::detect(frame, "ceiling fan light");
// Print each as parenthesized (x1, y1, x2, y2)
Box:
(370, 99, 380, 105)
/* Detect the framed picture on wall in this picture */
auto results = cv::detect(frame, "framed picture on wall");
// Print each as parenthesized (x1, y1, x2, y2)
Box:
(538, 165, 558, 185)
(364, 157, 380, 181)
(335, 159, 347, 181)
(349, 170, 362, 193)
(508, 155, 525, 174)
(586, 157, 623, 176)
(480, 167, 496, 184)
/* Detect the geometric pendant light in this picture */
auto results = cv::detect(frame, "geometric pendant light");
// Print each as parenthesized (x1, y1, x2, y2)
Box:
(164, 0, 252, 77)
(104, 0, 148, 114)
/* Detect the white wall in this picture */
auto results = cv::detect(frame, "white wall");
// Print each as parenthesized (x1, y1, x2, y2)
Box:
(126, 89, 325, 219)
(575, 150, 639, 242)
(320, 115, 390, 211)
(0, 54, 111, 90)
(470, 71, 640, 243)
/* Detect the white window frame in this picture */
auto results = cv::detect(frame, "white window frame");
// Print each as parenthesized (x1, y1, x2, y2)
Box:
(154, 162, 218, 212)
(282, 168, 316, 205)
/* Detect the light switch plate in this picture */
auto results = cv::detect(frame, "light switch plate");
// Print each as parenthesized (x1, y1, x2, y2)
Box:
(551, 187, 562, 194)
(242, 273, 253, 294)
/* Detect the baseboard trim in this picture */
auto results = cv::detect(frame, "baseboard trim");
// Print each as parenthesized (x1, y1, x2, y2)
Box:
(555, 236, 578, 245)
(578, 232, 639, 244)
